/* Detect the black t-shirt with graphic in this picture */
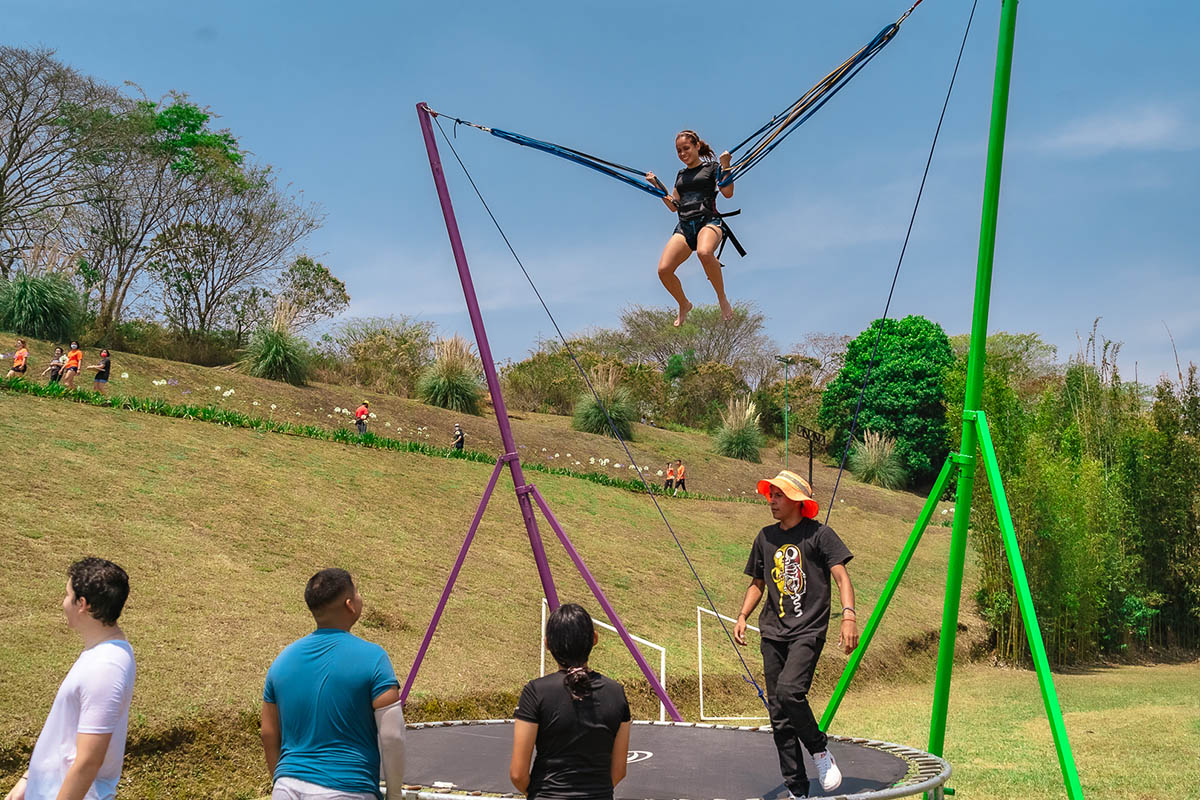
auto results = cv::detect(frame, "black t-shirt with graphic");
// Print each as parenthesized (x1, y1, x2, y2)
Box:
(95, 357, 111, 381)
(744, 519, 853, 643)
(515, 671, 631, 800)
(674, 162, 720, 221)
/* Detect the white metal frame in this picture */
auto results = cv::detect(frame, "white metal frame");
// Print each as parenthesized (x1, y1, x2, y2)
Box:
(696, 606, 770, 722)
(540, 598, 667, 722)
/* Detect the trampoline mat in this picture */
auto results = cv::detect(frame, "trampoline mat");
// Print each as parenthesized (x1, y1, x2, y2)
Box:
(402, 721, 912, 799)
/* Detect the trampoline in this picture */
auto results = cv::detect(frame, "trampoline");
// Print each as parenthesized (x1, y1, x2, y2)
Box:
(396, 720, 951, 800)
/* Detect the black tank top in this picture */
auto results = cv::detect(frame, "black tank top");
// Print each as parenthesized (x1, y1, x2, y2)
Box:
(674, 162, 720, 221)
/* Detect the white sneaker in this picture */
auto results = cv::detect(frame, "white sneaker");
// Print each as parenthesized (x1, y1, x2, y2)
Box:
(813, 749, 842, 792)
(786, 791, 807, 800)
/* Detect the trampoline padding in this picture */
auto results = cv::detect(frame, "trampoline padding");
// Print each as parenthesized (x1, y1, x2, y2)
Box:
(401, 721, 926, 800)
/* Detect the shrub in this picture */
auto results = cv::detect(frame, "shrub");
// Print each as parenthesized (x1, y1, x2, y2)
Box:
(674, 361, 747, 430)
(848, 429, 907, 489)
(417, 335, 484, 414)
(241, 302, 310, 385)
(315, 316, 434, 396)
(572, 366, 636, 440)
(713, 396, 766, 462)
(0, 272, 83, 341)
(501, 339, 591, 414)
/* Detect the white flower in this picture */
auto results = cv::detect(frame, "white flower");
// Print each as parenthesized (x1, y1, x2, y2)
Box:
(252, 401, 260, 406)
(120, 372, 129, 379)
(941, 509, 948, 515)
(656, 470, 663, 476)
(296, 411, 301, 415)
(385, 422, 391, 427)
(566, 453, 571, 458)
(327, 414, 333, 418)
(222, 389, 233, 397)
(334, 407, 341, 413)
(228, 389, 234, 395)
(541, 447, 547, 452)
(589, 457, 595, 464)
(369, 413, 376, 419)
(553, 453, 559, 458)
(271, 404, 277, 410)
(614, 463, 622, 468)
(214, 386, 221, 391)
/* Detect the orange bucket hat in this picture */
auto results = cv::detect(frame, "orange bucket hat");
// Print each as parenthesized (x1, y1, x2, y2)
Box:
(756, 470, 819, 519)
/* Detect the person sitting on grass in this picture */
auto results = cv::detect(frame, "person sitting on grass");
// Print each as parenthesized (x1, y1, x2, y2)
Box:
(85, 349, 111, 396)
(510, 603, 632, 800)
(4, 558, 136, 800)
(40, 347, 65, 384)
(6, 338, 29, 379)
(261, 568, 405, 800)
(733, 470, 858, 799)
(60, 342, 82, 390)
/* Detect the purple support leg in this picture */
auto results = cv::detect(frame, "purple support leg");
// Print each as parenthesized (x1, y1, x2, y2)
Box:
(402, 456, 506, 703)
(530, 485, 683, 721)
(416, 102, 559, 610)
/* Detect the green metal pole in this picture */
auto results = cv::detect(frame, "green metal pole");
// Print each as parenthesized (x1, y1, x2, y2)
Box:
(975, 411, 1085, 799)
(928, 0, 1020, 759)
(821, 457, 956, 730)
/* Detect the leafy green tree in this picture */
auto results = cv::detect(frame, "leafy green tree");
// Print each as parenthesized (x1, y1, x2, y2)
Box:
(276, 255, 349, 330)
(818, 315, 954, 485)
(674, 361, 747, 431)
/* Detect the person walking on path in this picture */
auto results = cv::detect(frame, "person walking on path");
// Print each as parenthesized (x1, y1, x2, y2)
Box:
(510, 603, 632, 800)
(732, 470, 859, 798)
(40, 347, 65, 384)
(60, 342, 83, 390)
(355, 401, 370, 435)
(6, 338, 29, 379)
(664, 462, 675, 493)
(673, 460, 687, 495)
(5, 557, 136, 800)
(452, 423, 464, 451)
(260, 568, 404, 800)
(85, 350, 111, 395)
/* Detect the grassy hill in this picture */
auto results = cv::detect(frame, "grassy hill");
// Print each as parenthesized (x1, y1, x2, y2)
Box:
(2, 340, 987, 797)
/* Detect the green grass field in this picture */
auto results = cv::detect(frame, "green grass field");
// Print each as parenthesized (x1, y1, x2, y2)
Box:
(1, 344, 1195, 800)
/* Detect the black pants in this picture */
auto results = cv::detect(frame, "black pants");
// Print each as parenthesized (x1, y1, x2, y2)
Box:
(762, 636, 828, 792)
(356, 420, 367, 435)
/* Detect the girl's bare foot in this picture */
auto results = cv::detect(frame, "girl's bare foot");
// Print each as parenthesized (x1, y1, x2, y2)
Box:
(674, 301, 694, 327)
(719, 298, 734, 321)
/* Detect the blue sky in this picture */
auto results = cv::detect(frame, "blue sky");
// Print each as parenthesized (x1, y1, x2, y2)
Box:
(8, 0, 1198, 384)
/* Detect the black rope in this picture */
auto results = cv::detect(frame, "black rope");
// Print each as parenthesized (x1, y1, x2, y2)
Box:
(432, 115, 771, 713)
(824, 0, 980, 524)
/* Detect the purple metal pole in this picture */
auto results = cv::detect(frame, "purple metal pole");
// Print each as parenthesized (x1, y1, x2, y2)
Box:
(416, 102, 559, 610)
(530, 485, 683, 721)
(402, 456, 507, 703)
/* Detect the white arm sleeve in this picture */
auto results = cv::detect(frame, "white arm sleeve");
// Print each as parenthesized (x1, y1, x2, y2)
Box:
(375, 700, 406, 793)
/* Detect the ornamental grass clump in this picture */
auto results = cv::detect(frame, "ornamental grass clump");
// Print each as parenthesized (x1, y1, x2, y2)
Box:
(417, 334, 484, 414)
(572, 365, 636, 440)
(713, 395, 766, 462)
(848, 428, 908, 489)
(0, 272, 83, 341)
(241, 301, 310, 385)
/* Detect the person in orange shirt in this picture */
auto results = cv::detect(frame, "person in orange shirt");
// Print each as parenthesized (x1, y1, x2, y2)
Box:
(6, 338, 29, 379)
(61, 342, 83, 389)
(674, 460, 687, 495)
(664, 462, 675, 493)
(354, 400, 370, 435)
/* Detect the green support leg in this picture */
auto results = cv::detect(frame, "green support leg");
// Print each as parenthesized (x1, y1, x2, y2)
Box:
(821, 458, 956, 730)
(975, 411, 1086, 799)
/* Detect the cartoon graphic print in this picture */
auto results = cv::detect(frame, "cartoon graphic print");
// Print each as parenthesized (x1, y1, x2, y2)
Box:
(770, 544, 805, 618)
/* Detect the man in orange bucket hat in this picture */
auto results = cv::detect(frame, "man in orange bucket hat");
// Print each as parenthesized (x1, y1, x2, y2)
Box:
(733, 470, 859, 798)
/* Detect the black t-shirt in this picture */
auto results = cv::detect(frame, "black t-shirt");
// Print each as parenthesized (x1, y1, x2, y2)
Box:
(744, 519, 853, 643)
(515, 671, 631, 800)
(674, 162, 720, 221)
(95, 357, 111, 381)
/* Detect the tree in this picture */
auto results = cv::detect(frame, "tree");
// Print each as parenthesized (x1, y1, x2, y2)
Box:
(276, 255, 349, 329)
(818, 315, 955, 485)
(0, 47, 116, 276)
(149, 167, 321, 339)
(318, 316, 435, 396)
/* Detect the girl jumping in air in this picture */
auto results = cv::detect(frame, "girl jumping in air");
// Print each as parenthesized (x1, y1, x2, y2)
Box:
(647, 130, 735, 326)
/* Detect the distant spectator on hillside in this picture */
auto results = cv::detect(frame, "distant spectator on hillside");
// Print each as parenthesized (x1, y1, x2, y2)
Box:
(355, 401, 370, 435)
(664, 462, 675, 493)
(6, 338, 29, 379)
(674, 460, 687, 495)
(86, 350, 111, 396)
(40, 347, 65, 384)
(4, 557, 136, 800)
(260, 568, 404, 800)
(60, 342, 83, 390)
(452, 423, 464, 451)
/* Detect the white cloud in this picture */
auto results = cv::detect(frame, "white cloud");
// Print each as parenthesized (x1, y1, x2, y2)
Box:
(1038, 104, 1196, 157)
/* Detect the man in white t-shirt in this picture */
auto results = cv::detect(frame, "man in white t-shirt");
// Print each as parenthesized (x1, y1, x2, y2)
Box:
(4, 558, 136, 800)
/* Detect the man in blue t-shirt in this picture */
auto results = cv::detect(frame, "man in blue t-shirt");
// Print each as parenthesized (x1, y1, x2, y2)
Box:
(261, 568, 402, 800)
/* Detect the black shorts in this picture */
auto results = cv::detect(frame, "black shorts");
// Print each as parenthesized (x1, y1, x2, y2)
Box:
(49, 369, 62, 383)
(673, 216, 722, 251)
(10, 364, 26, 374)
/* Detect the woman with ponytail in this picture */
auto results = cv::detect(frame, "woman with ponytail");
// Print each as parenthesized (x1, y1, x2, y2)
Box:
(646, 130, 736, 327)
(510, 603, 632, 800)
